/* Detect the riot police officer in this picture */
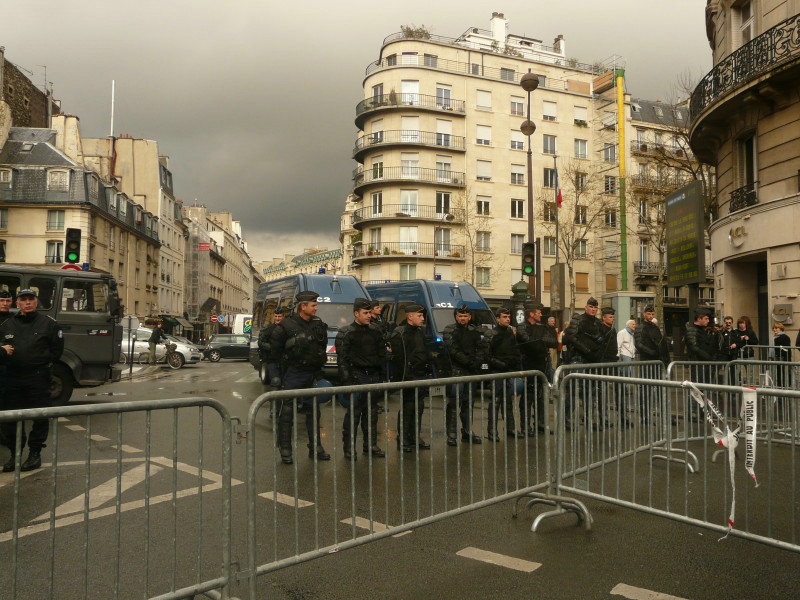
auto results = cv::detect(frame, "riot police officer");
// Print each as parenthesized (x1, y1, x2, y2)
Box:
(336, 297, 387, 460)
(442, 305, 486, 445)
(516, 302, 557, 436)
(485, 307, 523, 441)
(390, 304, 431, 452)
(0, 288, 64, 472)
(259, 307, 290, 386)
(269, 291, 330, 464)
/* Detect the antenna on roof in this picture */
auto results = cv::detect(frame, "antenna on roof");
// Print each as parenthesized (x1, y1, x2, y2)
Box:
(109, 80, 115, 138)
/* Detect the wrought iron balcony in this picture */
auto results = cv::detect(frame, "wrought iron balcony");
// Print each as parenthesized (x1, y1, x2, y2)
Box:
(729, 182, 758, 213)
(353, 130, 466, 159)
(353, 166, 466, 194)
(355, 93, 465, 127)
(633, 261, 663, 275)
(352, 242, 466, 261)
(663, 296, 687, 305)
(352, 204, 465, 227)
(690, 14, 800, 121)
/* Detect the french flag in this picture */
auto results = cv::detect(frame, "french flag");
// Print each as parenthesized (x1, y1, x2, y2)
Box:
(556, 170, 563, 208)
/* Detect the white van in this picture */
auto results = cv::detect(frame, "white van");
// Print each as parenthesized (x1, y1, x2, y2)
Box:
(231, 314, 253, 335)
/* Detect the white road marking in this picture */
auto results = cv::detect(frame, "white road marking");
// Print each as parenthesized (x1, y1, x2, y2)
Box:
(341, 516, 412, 537)
(90, 434, 110, 442)
(57, 417, 70, 422)
(259, 491, 314, 507)
(611, 583, 690, 600)
(65, 425, 85, 431)
(456, 547, 541, 573)
(111, 444, 141, 454)
(235, 373, 259, 383)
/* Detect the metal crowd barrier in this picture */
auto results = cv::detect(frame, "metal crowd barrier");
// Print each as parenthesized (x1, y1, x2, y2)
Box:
(242, 371, 553, 598)
(546, 373, 800, 553)
(737, 344, 800, 363)
(0, 398, 235, 600)
(552, 360, 666, 388)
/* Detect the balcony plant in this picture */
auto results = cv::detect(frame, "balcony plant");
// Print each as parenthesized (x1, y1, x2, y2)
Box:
(383, 247, 390, 255)
(400, 24, 431, 40)
(367, 245, 376, 256)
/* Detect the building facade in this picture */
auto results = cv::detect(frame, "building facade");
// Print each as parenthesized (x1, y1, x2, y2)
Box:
(262, 248, 343, 281)
(690, 1, 800, 342)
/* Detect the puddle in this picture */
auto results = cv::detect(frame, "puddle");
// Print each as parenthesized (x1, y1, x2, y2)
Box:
(84, 392, 128, 397)
(184, 390, 219, 394)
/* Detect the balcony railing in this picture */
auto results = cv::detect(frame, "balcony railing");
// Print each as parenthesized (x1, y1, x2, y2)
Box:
(629, 173, 693, 191)
(354, 130, 466, 157)
(352, 204, 465, 225)
(663, 296, 687, 305)
(729, 182, 758, 213)
(630, 140, 689, 157)
(353, 166, 466, 192)
(356, 93, 465, 118)
(633, 261, 663, 275)
(690, 14, 800, 121)
(352, 242, 466, 260)
(45, 254, 62, 264)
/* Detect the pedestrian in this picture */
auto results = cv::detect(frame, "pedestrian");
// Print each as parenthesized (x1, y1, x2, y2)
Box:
(390, 304, 432, 453)
(734, 316, 759, 359)
(260, 307, 290, 387)
(485, 307, 523, 441)
(148, 321, 167, 364)
(442, 305, 486, 445)
(617, 319, 636, 364)
(562, 297, 604, 429)
(0, 289, 64, 472)
(771, 323, 792, 390)
(516, 302, 557, 436)
(336, 297, 387, 460)
(546, 315, 559, 379)
(270, 291, 331, 464)
(683, 307, 718, 421)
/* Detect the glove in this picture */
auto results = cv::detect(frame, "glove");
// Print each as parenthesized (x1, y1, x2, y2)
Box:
(270, 376, 282, 388)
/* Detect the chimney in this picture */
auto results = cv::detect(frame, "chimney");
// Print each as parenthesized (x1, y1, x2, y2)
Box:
(490, 12, 507, 44)
(553, 35, 565, 55)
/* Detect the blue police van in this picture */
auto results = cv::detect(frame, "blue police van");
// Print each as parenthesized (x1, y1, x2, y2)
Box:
(249, 273, 371, 382)
(365, 279, 495, 378)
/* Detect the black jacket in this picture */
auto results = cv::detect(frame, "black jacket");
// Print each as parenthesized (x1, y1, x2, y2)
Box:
(516, 320, 557, 370)
(258, 323, 280, 361)
(773, 332, 792, 361)
(716, 328, 738, 361)
(442, 321, 487, 375)
(0, 310, 64, 370)
(597, 322, 618, 362)
(635, 320, 664, 362)
(389, 323, 429, 380)
(563, 312, 603, 364)
(148, 327, 167, 344)
(485, 325, 520, 373)
(336, 321, 386, 382)
(270, 313, 329, 371)
(684, 323, 717, 361)
(733, 328, 759, 359)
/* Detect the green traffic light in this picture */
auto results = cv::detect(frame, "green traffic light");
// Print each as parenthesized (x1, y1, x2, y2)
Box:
(522, 266, 534, 275)
(66, 252, 79, 262)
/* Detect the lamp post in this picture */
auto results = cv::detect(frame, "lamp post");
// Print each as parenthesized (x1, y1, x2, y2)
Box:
(520, 69, 539, 300)
(433, 212, 455, 280)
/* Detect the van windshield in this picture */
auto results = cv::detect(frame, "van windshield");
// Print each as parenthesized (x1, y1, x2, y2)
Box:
(315, 303, 355, 331)
(431, 308, 495, 333)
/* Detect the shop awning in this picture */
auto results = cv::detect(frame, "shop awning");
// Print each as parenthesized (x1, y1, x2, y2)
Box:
(175, 317, 194, 329)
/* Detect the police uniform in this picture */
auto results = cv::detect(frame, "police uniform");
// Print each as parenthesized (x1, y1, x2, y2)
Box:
(634, 305, 670, 364)
(683, 307, 718, 421)
(0, 289, 64, 472)
(270, 291, 330, 464)
(0, 291, 12, 456)
(336, 298, 387, 459)
(442, 305, 487, 445)
(259, 307, 290, 387)
(389, 304, 431, 452)
(516, 302, 557, 435)
(562, 297, 604, 429)
(484, 308, 522, 441)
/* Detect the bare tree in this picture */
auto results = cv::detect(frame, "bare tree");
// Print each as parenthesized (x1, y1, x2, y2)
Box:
(451, 185, 503, 286)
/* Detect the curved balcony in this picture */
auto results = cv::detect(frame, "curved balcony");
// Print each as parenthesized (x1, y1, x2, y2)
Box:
(353, 166, 466, 195)
(352, 204, 465, 229)
(355, 93, 465, 128)
(633, 261, 663, 275)
(353, 130, 466, 161)
(352, 242, 466, 262)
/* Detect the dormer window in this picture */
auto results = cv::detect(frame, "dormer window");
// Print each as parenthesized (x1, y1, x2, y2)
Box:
(0, 169, 11, 185)
(48, 170, 69, 191)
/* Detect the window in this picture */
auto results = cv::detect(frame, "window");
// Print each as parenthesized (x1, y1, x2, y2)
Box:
(604, 176, 617, 193)
(400, 116, 419, 142)
(89, 176, 99, 198)
(476, 125, 492, 145)
(436, 119, 452, 146)
(511, 164, 525, 185)
(436, 86, 451, 109)
(575, 272, 589, 292)
(435, 191, 451, 216)
(738, 1, 754, 45)
(511, 234, 525, 254)
(423, 53, 438, 67)
(575, 239, 588, 258)
(109, 225, 116, 250)
(435, 228, 451, 255)
(544, 202, 556, 223)
(400, 263, 417, 280)
(0, 208, 7, 229)
(574, 138, 587, 159)
(476, 90, 492, 110)
(605, 209, 617, 227)
(544, 236, 557, 256)
(476, 160, 492, 181)
(604, 241, 618, 259)
(543, 168, 556, 188)
(573, 105, 588, 126)
(542, 101, 557, 121)
(511, 130, 525, 150)
(371, 192, 383, 217)
(400, 190, 418, 216)
(511, 96, 524, 116)
(0, 240, 5, 263)
(605, 274, 618, 292)
(476, 196, 491, 215)
(47, 209, 65, 230)
(575, 172, 588, 192)
(575, 205, 588, 224)
(436, 158, 452, 182)
(0, 169, 11, 184)
(369, 227, 381, 248)
(400, 152, 419, 178)
(543, 134, 557, 155)
(371, 83, 384, 99)
(511, 199, 525, 219)
(386, 55, 397, 66)
(476, 231, 491, 252)
(109, 193, 117, 212)
(61, 279, 109, 313)
(639, 240, 650, 262)
(119, 198, 127, 216)
(46, 241, 63, 263)
(48, 170, 69, 191)
(401, 52, 418, 65)
(471, 63, 481, 75)
(603, 143, 616, 163)
(738, 133, 756, 187)
(401, 80, 419, 104)
(639, 199, 649, 223)
(475, 267, 491, 287)
(500, 68, 515, 82)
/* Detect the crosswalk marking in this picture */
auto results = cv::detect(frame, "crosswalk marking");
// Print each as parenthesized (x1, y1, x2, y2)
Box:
(611, 583, 689, 600)
(259, 491, 314, 507)
(340, 516, 412, 537)
(90, 434, 110, 442)
(111, 444, 142, 454)
(65, 425, 85, 432)
(456, 547, 541, 573)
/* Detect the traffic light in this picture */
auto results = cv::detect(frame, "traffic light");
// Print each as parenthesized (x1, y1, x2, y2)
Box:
(65, 228, 81, 264)
(521, 242, 536, 277)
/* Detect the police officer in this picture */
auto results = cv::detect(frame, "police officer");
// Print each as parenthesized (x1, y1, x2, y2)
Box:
(259, 307, 290, 386)
(684, 307, 718, 421)
(442, 305, 486, 445)
(0, 288, 64, 472)
(0, 290, 12, 455)
(563, 297, 604, 429)
(634, 305, 670, 365)
(336, 297, 387, 460)
(270, 291, 330, 464)
(485, 307, 523, 441)
(369, 300, 392, 399)
(516, 302, 557, 436)
(390, 304, 431, 452)
(598, 306, 630, 427)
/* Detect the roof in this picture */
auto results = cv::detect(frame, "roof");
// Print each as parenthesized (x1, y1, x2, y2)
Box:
(0, 132, 76, 168)
(630, 98, 689, 127)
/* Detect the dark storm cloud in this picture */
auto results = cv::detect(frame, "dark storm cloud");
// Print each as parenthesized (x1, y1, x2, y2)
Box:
(3, 1, 710, 259)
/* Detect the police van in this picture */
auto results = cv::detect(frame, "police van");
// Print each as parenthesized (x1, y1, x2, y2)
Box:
(365, 279, 495, 378)
(249, 273, 371, 382)
(0, 265, 123, 403)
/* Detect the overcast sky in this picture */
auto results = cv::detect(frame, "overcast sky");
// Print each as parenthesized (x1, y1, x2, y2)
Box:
(4, 1, 711, 262)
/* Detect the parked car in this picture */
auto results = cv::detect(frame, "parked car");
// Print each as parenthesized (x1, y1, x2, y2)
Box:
(121, 328, 202, 367)
(204, 334, 250, 362)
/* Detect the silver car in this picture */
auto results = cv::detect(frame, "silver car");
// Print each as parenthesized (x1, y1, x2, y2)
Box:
(121, 328, 202, 367)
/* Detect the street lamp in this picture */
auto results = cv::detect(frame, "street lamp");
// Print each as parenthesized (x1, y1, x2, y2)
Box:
(520, 69, 539, 300)
(433, 212, 455, 280)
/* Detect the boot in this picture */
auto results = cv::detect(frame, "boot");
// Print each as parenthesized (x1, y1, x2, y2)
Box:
(445, 403, 458, 446)
(277, 418, 293, 465)
(21, 449, 41, 472)
(308, 443, 331, 461)
(461, 429, 482, 444)
(2, 454, 17, 473)
(363, 444, 386, 457)
(486, 412, 500, 442)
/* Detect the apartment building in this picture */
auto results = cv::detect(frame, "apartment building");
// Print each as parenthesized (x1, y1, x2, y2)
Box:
(690, 1, 800, 342)
(262, 248, 343, 281)
(341, 13, 625, 309)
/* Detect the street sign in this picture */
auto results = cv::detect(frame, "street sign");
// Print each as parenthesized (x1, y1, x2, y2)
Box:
(666, 180, 706, 286)
(211, 315, 218, 322)
(217, 315, 226, 324)
(60, 264, 82, 271)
